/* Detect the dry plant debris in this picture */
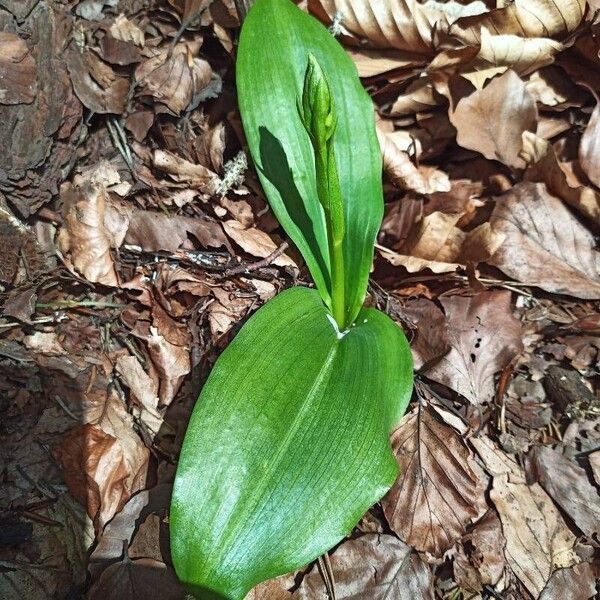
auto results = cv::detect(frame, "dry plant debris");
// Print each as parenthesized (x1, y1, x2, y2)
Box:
(1, 0, 600, 598)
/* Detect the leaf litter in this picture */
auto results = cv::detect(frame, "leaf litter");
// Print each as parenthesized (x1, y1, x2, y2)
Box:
(1, 0, 600, 598)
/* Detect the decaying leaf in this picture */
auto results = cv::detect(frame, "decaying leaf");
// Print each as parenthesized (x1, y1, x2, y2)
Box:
(382, 406, 488, 556)
(489, 182, 600, 299)
(579, 102, 600, 189)
(135, 41, 216, 115)
(294, 534, 433, 599)
(424, 291, 523, 405)
(450, 70, 537, 168)
(539, 562, 600, 600)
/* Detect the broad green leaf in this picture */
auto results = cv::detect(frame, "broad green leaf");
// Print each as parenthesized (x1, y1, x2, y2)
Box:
(171, 287, 413, 600)
(237, 0, 384, 326)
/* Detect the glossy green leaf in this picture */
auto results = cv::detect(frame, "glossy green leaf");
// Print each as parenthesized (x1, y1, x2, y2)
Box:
(237, 0, 384, 326)
(171, 287, 413, 600)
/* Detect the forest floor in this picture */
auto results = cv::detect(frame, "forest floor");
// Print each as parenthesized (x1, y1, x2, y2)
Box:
(1, 0, 600, 599)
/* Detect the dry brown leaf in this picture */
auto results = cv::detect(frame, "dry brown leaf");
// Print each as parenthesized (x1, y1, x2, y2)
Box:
(87, 556, 185, 600)
(294, 534, 433, 599)
(539, 562, 600, 600)
(579, 102, 600, 189)
(58, 178, 126, 286)
(402, 298, 450, 371)
(244, 574, 295, 600)
(390, 77, 440, 116)
(153, 149, 220, 195)
(522, 132, 600, 226)
(66, 44, 129, 114)
(109, 15, 145, 47)
(489, 182, 600, 299)
(450, 70, 537, 168)
(135, 41, 214, 115)
(528, 446, 600, 539)
(424, 291, 523, 405)
(124, 210, 229, 253)
(453, 511, 506, 592)
(491, 474, 579, 597)
(382, 406, 488, 556)
(0, 32, 37, 105)
(452, 0, 586, 45)
(378, 126, 451, 194)
(53, 386, 149, 531)
(311, 0, 488, 54)
(222, 220, 296, 268)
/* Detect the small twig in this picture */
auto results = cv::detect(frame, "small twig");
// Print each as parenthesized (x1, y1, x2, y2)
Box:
(317, 553, 336, 600)
(225, 241, 289, 276)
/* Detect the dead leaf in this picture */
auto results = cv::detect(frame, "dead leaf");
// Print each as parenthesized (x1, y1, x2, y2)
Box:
(402, 298, 450, 371)
(489, 182, 600, 299)
(66, 44, 129, 114)
(0, 32, 37, 104)
(491, 473, 579, 597)
(453, 511, 506, 592)
(579, 102, 600, 189)
(244, 574, 295, 600)
(539, 563, 600, 600)
(527, 446, 600, 539)
(153, 149, 220, 195)
(294, 534, 433, 599)
(223, 220, 296, 268)
(109, 15, 145, 47)
(424, 291, 523, 405)
(382, 406, 488, 556)
(87, 556, 185, 600)
(450, 70, 537, 168)
(135, 41, 214, 115)
(522, 132, 600, 226)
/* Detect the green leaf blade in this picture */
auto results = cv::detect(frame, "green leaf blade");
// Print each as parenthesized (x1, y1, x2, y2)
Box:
(170, 287, 413, 599)
(237, 0, 384, 325)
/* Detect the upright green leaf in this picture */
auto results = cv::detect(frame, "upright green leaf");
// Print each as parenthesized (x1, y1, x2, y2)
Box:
(171, 288, 413, 599)
(237, 0, 384, 326)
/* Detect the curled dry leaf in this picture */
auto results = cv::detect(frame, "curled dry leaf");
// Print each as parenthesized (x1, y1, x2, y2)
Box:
(378, 125, 451, 194)
(382, 406, 488, 556)
(488, 182, 600, 299)
(579, 102, 600, 189)
(527, 446, 600, 539)
(153, 149, 220, 195)
(453, 511, 506, 592)
(522, 131, 600, 226)
(0, 32, 37, 105)
(450, 70, 537, 169)
(294, 534, 433, 600)
(53, 384, 149, 531)
(66, 44, 129, 114)
(244, 574, 295, 600)
(424, 291, 523, 405)
(58, 178, 126, 286)
(135, 41, 214, 115)
(222, 220, 296, 268)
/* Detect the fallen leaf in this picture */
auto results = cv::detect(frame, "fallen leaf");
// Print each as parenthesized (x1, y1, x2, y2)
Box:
(153, 149, 220, 195)
(527, 446, 600, 539)
(222, 220, 296, 268)
(135, 41, 215, 115)
(0, 32, 37, 104)
(522, 131, 600, 226)
(382, 406, 488, 556)
(490, 473, 579, 597)
(450, 70, 537, 168)
(424, 291, 523, 405)
(109, 15, 145, 47)
(539, 563, 600, 600)
(294, 534, 434, 599)
(66, 44, 129, 114)
(489, 182, 600, 299)
(87, 556, 185, 600)
(453, 511, 506, 592)
(244, 574, 295, 600)
(579, 102, 600, 189)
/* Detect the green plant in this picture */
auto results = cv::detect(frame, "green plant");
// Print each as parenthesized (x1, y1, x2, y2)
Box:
(170, 1, 414, 598)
